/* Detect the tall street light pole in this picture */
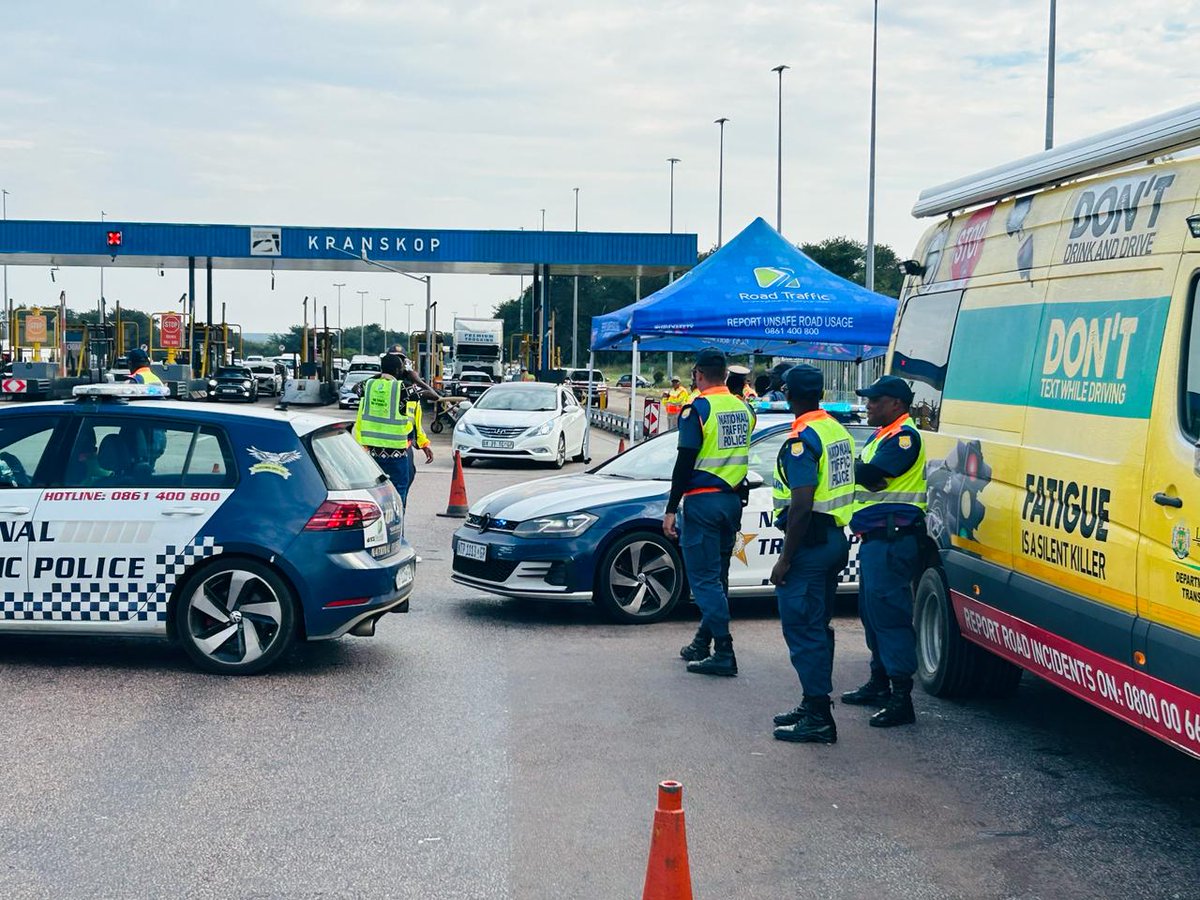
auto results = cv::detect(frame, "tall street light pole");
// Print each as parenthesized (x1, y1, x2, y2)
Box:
(100, 210, 107, 329)
(572, 186, 580, 368)
(714, 118, 729, 248)
(356, 290, 368, 354)
(380, 297, 391, 351)
(865, 0, 879, 292)
(772, 64, 789, 233)
(1045, 0, 1057, 150)
(405, 302, 414, 341)
(540, 209, 546, 231)
(667, 158, 680, 233)
(333, 282, 345, 357)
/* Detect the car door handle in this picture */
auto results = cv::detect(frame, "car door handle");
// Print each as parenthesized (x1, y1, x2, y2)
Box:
(0, 506, 30, 515)
(162, 506, 208, 516)
(1154, 492, 1184, 508)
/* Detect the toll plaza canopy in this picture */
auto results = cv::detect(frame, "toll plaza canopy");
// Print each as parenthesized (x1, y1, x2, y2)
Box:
(0, 220, 696, 276)
(590, 217, 897, 360)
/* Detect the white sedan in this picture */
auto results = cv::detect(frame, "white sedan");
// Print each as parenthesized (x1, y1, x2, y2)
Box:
(453, 382, 589, 469)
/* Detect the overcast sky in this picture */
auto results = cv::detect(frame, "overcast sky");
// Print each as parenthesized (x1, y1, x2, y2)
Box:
(1, 0, 1195, 336)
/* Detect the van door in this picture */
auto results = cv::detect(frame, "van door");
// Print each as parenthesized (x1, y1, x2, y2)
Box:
(1139, 272, 1200, 687)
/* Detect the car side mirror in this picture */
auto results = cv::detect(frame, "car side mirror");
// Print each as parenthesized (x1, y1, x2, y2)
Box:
(745, 471, 765, 489)
(459, 401, 473, 411)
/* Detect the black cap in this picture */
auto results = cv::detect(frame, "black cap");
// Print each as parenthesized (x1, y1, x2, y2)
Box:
(127, 347, 149, 369)
(695, 348, 727, 368)
(856, 375, 914, 404)
(784, 364, 823, 397)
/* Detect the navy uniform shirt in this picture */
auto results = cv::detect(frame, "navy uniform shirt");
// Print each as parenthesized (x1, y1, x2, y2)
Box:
(849, 422, 923, 533)
(774, 427, 821, 531)
(677, 394, 735, 493)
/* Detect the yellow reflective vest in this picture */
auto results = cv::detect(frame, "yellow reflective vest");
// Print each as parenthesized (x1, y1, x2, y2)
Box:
(354, 377, 414, 449)
(772, 410, 856, 529)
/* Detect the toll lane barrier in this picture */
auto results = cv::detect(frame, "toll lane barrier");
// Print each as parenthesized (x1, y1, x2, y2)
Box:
(588, 408, 644, 441)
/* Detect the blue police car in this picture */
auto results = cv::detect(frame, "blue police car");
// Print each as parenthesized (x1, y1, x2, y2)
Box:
(451, 414, 873, 623)
(0, 385, 415, 673)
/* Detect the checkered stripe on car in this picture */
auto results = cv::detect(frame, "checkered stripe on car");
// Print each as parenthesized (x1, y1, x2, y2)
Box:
(0, 537, 222, 622)
(838, 550, 860, 585)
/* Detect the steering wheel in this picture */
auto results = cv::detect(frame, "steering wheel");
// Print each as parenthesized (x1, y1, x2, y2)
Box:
(0, 452, 31, 488)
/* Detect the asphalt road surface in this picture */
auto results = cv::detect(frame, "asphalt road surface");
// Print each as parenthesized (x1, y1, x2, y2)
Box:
(1, 405, 1198, 898)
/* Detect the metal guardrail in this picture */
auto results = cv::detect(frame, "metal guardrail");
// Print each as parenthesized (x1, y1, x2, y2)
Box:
(588, 407, 644, 441)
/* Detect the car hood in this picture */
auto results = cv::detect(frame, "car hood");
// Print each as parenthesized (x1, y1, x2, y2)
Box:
(461, 408, 557, 428)
(469, 473, 666, 520)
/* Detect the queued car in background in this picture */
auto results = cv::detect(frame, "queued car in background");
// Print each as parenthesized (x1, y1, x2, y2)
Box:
(452, 413, 874, 623)
(338, 370, 376, 409)
(450, 371, 497, 403)
(208, 366, 259, 403)
(0, 384, 415, 674)
(615, 373, 651, 389)
(248, 362, 285, 397)
(452, 382, 588, 469)
(562, 368, 608, 406)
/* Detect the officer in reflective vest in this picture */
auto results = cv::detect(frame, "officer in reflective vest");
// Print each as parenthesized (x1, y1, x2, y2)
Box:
(402, 392, 434, 509)
(842, 375, 927, 728)
(354, 353, 415, 500)
(662, 376, 690, 430)
(768, 365, 856, 744)
(127, 348, 162, 385)
(665, 348, 755, 677)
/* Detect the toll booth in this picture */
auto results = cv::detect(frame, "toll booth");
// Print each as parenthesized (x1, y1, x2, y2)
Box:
(282, 324, 340, 406)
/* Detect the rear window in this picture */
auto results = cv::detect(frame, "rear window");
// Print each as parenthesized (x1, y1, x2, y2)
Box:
(309, 427, 385, 491)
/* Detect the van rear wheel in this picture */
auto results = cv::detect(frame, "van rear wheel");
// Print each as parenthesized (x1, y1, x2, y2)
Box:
(914, 567, 1021, 698)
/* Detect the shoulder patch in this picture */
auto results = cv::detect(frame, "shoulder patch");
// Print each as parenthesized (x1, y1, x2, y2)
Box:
(898, 435, 912, 450)
(681, 408, 692, 419)
(790, 441, 805, 457)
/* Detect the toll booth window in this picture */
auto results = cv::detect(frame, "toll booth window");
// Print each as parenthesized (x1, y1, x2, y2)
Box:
(0, 416, 62, 488)
(1181, 279, 1200, 442)
(888, 289, 965, 431)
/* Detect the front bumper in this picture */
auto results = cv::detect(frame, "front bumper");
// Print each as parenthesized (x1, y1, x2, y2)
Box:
(454, 428, 559, 462)
(450, 527, 592, 599)
(213, 385, 254, 399)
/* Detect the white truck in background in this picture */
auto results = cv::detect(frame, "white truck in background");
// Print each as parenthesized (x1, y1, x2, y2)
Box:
(451, 317, 504, 382)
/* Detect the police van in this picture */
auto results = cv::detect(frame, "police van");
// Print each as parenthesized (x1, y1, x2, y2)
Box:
(895, 103, 1200, 756)
(0, 384, 415, 674)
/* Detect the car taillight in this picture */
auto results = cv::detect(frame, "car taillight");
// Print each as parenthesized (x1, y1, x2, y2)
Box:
(305, 500, 382, 531)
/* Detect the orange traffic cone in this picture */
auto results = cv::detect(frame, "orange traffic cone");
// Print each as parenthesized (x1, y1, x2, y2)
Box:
(641, 781, 693, 900)
(618, 437, 627, 455)
(437, 450, 469, 518)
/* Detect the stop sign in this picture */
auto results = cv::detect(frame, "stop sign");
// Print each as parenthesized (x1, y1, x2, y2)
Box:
(160, 313, 183, 349)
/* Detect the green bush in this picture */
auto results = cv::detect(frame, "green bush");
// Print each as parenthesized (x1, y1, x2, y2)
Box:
(653, 369, 665, 387)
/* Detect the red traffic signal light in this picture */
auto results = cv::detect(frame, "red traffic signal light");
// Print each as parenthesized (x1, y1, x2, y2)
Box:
(106, 230, 122, 247)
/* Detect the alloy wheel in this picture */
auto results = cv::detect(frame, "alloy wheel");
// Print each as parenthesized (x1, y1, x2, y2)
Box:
(607, 540, 679, 617)
(185, 569, 284, 667)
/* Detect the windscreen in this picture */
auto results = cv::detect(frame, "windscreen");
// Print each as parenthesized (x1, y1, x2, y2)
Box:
(474, 387, 557, 411)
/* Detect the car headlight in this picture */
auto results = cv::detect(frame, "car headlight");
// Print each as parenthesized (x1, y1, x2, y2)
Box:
(242, 380, 251, 388)
(526, 419, 555, 437)
(513, 512, 597, 537)
(458, 421, 477, 436)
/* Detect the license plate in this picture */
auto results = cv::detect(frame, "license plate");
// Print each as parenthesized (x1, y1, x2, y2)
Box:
(395, 563, 413, 590)
(482, 439, 514, 449)
(457, 540, 487, 561)
(220, 387, 238, 393)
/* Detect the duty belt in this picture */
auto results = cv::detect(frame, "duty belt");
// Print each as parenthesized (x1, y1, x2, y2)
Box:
(858, 523, 925, 543)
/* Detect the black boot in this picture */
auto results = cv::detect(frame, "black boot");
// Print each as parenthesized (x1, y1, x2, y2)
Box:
(679, 626, 712, 662)
(686, 635, 737, 677)
(774, 696, 837, 744)
(870, 676, 916, 728)
(773, 703, 806, 727)
(840, 673, 892, 707)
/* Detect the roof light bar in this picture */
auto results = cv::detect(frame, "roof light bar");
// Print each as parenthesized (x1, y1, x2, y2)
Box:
(913, 102, 1200, 218)
(72, 383, 169, 400)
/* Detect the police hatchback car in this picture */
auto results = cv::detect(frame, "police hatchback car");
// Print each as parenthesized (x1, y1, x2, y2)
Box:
(0, 385, 415, 674)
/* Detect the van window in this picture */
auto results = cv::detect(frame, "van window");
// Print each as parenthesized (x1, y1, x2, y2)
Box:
(1181, 279, 1200, 441)
(889, 289, 965, 431)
